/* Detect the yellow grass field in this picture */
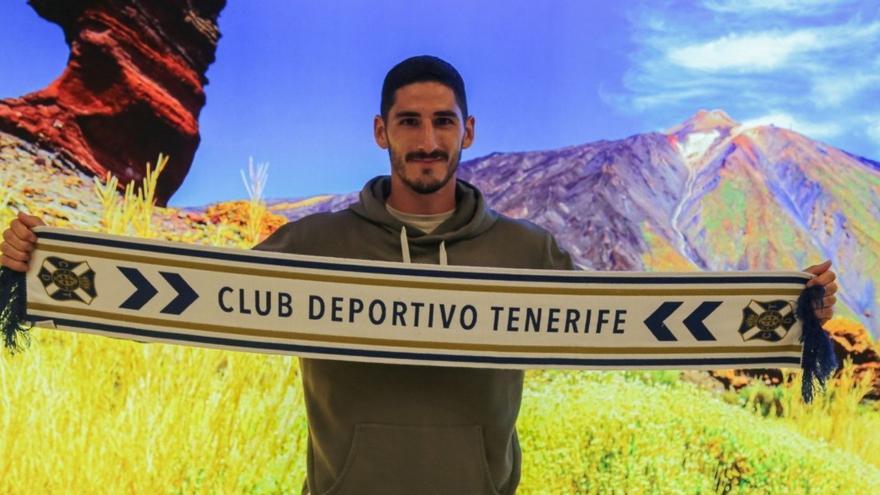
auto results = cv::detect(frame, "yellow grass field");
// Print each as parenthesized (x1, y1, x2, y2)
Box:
(2, 332, 879, 494)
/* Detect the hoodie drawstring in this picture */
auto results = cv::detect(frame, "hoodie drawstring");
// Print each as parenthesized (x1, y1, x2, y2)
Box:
(400, 226, 411, 263)
(400, 226, 448, 266)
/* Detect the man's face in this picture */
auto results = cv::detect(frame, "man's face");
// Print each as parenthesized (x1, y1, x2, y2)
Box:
(374, 81, 475, 194)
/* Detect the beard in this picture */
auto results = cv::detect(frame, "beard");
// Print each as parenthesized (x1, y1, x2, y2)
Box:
(388, 144, 462, 195)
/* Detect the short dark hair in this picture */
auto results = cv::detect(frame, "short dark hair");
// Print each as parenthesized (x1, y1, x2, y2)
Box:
(380, 55, 468, 120)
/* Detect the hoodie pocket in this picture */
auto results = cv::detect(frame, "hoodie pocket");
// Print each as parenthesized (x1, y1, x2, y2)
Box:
(321, 423, 501, 495)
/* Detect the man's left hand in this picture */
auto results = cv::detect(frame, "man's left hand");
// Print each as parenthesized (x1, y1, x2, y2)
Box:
(803, 260, 837, 325)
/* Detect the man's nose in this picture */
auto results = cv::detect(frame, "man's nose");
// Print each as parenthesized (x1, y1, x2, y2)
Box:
(416, 122, 439, 152)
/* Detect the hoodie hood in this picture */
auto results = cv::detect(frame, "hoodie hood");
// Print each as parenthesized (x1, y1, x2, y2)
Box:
(348, 176, 498, 246)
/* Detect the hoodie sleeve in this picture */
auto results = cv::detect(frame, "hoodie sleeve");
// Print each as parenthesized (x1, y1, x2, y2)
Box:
(252, 222, 297, 253)
(544, 234, 575, 271)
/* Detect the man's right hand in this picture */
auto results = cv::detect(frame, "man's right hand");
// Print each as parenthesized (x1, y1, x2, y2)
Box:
(1, 212, 45, 272)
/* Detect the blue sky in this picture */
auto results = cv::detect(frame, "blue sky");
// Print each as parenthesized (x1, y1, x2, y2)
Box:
(1, 0, 877, 206)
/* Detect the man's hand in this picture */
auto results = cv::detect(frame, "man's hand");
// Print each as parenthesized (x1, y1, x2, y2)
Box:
(804, 260, 837, 325)
(1, 212, 45, 272)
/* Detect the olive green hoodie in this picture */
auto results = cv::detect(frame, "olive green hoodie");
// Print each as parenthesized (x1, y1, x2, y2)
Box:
(255, 176, 573, 495)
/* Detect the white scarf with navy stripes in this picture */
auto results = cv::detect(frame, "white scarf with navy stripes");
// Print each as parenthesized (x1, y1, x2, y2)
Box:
(13, 226, 824, 372)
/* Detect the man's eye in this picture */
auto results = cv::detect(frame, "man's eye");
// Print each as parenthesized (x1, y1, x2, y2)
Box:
(400, 118, 419, 126)
(435, 117, 454, 126)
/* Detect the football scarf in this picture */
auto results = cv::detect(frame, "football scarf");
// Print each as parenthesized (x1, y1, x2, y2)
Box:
(0, 227, 836, 401)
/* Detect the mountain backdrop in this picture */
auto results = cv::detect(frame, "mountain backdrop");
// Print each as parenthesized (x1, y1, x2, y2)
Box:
(266, 110, 880, 338)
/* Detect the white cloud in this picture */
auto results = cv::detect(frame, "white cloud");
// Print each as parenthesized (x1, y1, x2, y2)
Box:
(665, 22, 880, 73)
(811, 74, 880, 108)
(742, 112, 844, 139)
(703, 0, 855, 14)
(867, 119, 880, 142)
(628, 87, 715, 111)
(667, 31, 818, 72)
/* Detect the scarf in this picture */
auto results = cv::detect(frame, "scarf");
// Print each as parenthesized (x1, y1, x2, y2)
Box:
(0, 227, 836, 401)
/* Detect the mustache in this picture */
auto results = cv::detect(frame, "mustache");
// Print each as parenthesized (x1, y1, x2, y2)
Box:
(405, 150, 449, 162)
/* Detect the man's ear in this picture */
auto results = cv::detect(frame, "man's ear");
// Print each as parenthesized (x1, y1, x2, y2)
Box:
(374, 115, 389, 149)
(462, 115, 475, 149)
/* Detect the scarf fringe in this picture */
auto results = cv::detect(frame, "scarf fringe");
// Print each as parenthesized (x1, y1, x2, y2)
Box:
(797, 284, 838, 403)
(0, 267, 32, 353)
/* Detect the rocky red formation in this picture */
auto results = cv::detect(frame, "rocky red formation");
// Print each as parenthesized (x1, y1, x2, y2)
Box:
(203, 200, 288, 238)
(825, 319, 880, 400)
(0, 0, 226, 205)
(710, 319, 880, 401)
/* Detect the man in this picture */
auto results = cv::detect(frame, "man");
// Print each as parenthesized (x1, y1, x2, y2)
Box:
(2, 56, 839, 494)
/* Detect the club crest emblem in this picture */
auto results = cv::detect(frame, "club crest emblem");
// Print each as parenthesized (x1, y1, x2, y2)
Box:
(739, 299, 795, 342)
(38, 256, 97, 304)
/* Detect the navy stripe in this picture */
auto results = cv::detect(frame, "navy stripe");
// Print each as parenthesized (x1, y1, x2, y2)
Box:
(38, 230, 808, 286)
(38, 316, 803, 368)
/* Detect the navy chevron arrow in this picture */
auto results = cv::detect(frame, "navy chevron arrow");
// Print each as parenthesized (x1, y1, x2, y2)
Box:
(682, 301, 721, 341)
(643, 301, 682, 341)
(159, 272, 199, 315)
(118, 267, 158, 310)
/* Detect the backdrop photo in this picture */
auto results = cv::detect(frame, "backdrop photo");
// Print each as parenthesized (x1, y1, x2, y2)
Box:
(0, 0, 878, 493)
